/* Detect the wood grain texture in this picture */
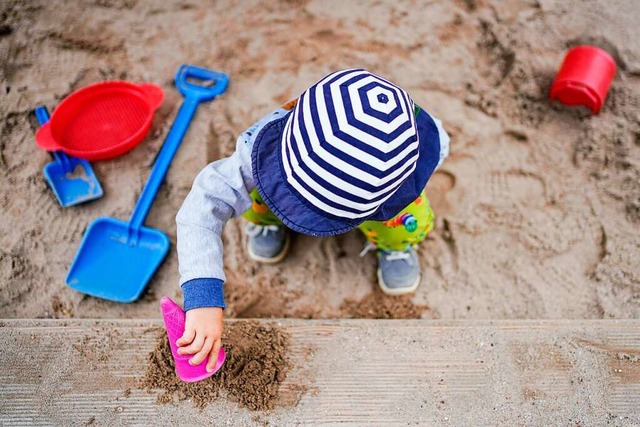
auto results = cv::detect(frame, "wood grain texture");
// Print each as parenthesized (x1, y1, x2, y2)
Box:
(1, 319, 639, 426)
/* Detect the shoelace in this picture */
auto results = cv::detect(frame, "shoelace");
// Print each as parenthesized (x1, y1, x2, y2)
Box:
(359, 242, 411, 261)
(245, 223, 280, 237)
(359, 242, 377, 257)
(385, 251, 411, 261)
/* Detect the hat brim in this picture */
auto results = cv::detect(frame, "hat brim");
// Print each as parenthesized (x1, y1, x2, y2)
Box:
(252, 110, 442, 237)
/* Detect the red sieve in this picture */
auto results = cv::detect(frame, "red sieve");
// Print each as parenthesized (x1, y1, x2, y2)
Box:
(35, 81, 164, 161)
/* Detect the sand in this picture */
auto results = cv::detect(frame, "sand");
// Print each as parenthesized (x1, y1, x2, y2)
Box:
(340, 288, 430, 319)
(143, 321, 291, 411)
(0, 0, 638, 321)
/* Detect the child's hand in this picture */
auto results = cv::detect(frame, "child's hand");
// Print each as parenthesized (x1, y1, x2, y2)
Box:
(176, 307, 223, 372)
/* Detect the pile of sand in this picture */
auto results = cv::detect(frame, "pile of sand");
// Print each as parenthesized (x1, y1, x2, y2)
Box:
(340, 289, 430, 319)
(143, 321, 291, 411)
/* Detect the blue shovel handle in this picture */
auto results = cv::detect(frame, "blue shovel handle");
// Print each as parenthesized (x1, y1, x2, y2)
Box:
(175, 65, 230, 101)
(34, 106, 73, 173)
(129, 65, 229, 232)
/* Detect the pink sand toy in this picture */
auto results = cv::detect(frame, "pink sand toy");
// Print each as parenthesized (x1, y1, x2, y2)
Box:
(161, 297, 226, 382)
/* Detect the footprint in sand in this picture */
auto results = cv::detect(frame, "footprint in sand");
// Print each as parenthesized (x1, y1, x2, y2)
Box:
(487, 169, 546, 208)
(426, 170, 456, 214)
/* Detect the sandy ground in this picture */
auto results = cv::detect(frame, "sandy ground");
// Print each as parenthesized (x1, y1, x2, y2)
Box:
(0, 0, 639, 321)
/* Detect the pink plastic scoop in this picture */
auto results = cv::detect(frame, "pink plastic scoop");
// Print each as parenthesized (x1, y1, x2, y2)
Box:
(160, 297, 225, 382)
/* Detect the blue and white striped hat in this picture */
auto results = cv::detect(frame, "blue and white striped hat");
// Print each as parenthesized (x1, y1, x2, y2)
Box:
(252, 68, 442, 236)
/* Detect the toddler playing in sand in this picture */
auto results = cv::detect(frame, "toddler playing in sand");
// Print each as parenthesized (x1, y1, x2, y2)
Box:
(175, 69, 449, 370)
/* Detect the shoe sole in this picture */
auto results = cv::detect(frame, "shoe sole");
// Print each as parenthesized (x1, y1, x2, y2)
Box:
(377, 268, 421, 296)
(247, 233, 291, 264)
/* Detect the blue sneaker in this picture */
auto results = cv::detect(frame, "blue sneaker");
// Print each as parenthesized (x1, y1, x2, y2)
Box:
(376, 247, 421, 295)
(245, 223, 290, 264)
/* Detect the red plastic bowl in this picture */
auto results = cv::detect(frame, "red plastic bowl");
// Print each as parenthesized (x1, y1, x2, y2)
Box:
(36, 81, 164, 160)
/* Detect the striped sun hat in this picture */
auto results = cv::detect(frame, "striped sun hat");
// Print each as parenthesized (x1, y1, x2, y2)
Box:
(252, 68, 442, 236)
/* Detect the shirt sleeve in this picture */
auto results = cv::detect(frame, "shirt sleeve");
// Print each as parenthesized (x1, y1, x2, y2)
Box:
(431, 116, 450, 169)
(176, 107, 289, 311)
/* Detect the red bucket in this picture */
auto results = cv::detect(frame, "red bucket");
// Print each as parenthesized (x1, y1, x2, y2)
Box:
(35, 81, 164, 161)
(549, 45, 616, 114)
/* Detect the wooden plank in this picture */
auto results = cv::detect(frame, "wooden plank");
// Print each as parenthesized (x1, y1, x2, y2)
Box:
(1, 319, 639, 426)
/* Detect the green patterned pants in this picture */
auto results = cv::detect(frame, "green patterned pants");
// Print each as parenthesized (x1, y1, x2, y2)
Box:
(243, 189, 434, 251)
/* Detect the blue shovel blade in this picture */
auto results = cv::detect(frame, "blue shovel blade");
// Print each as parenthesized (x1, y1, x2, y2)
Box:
(44, 158, 103, 207)
(66, 217, 170, 302)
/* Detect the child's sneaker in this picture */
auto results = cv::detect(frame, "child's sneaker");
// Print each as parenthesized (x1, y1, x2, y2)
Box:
(245, 224, 290, 263)
(376, 248, 421, 295)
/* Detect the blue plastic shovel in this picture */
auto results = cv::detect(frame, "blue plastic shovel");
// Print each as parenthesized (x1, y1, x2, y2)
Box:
(66, 65, 229, 302)
(35, 106, 104, 207)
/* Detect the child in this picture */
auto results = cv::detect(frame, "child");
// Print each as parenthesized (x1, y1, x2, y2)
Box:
(175, 69, 450, 370)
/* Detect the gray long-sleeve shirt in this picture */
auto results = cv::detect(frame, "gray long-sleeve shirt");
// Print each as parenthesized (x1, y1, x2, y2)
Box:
(176, 105, 450, 311)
